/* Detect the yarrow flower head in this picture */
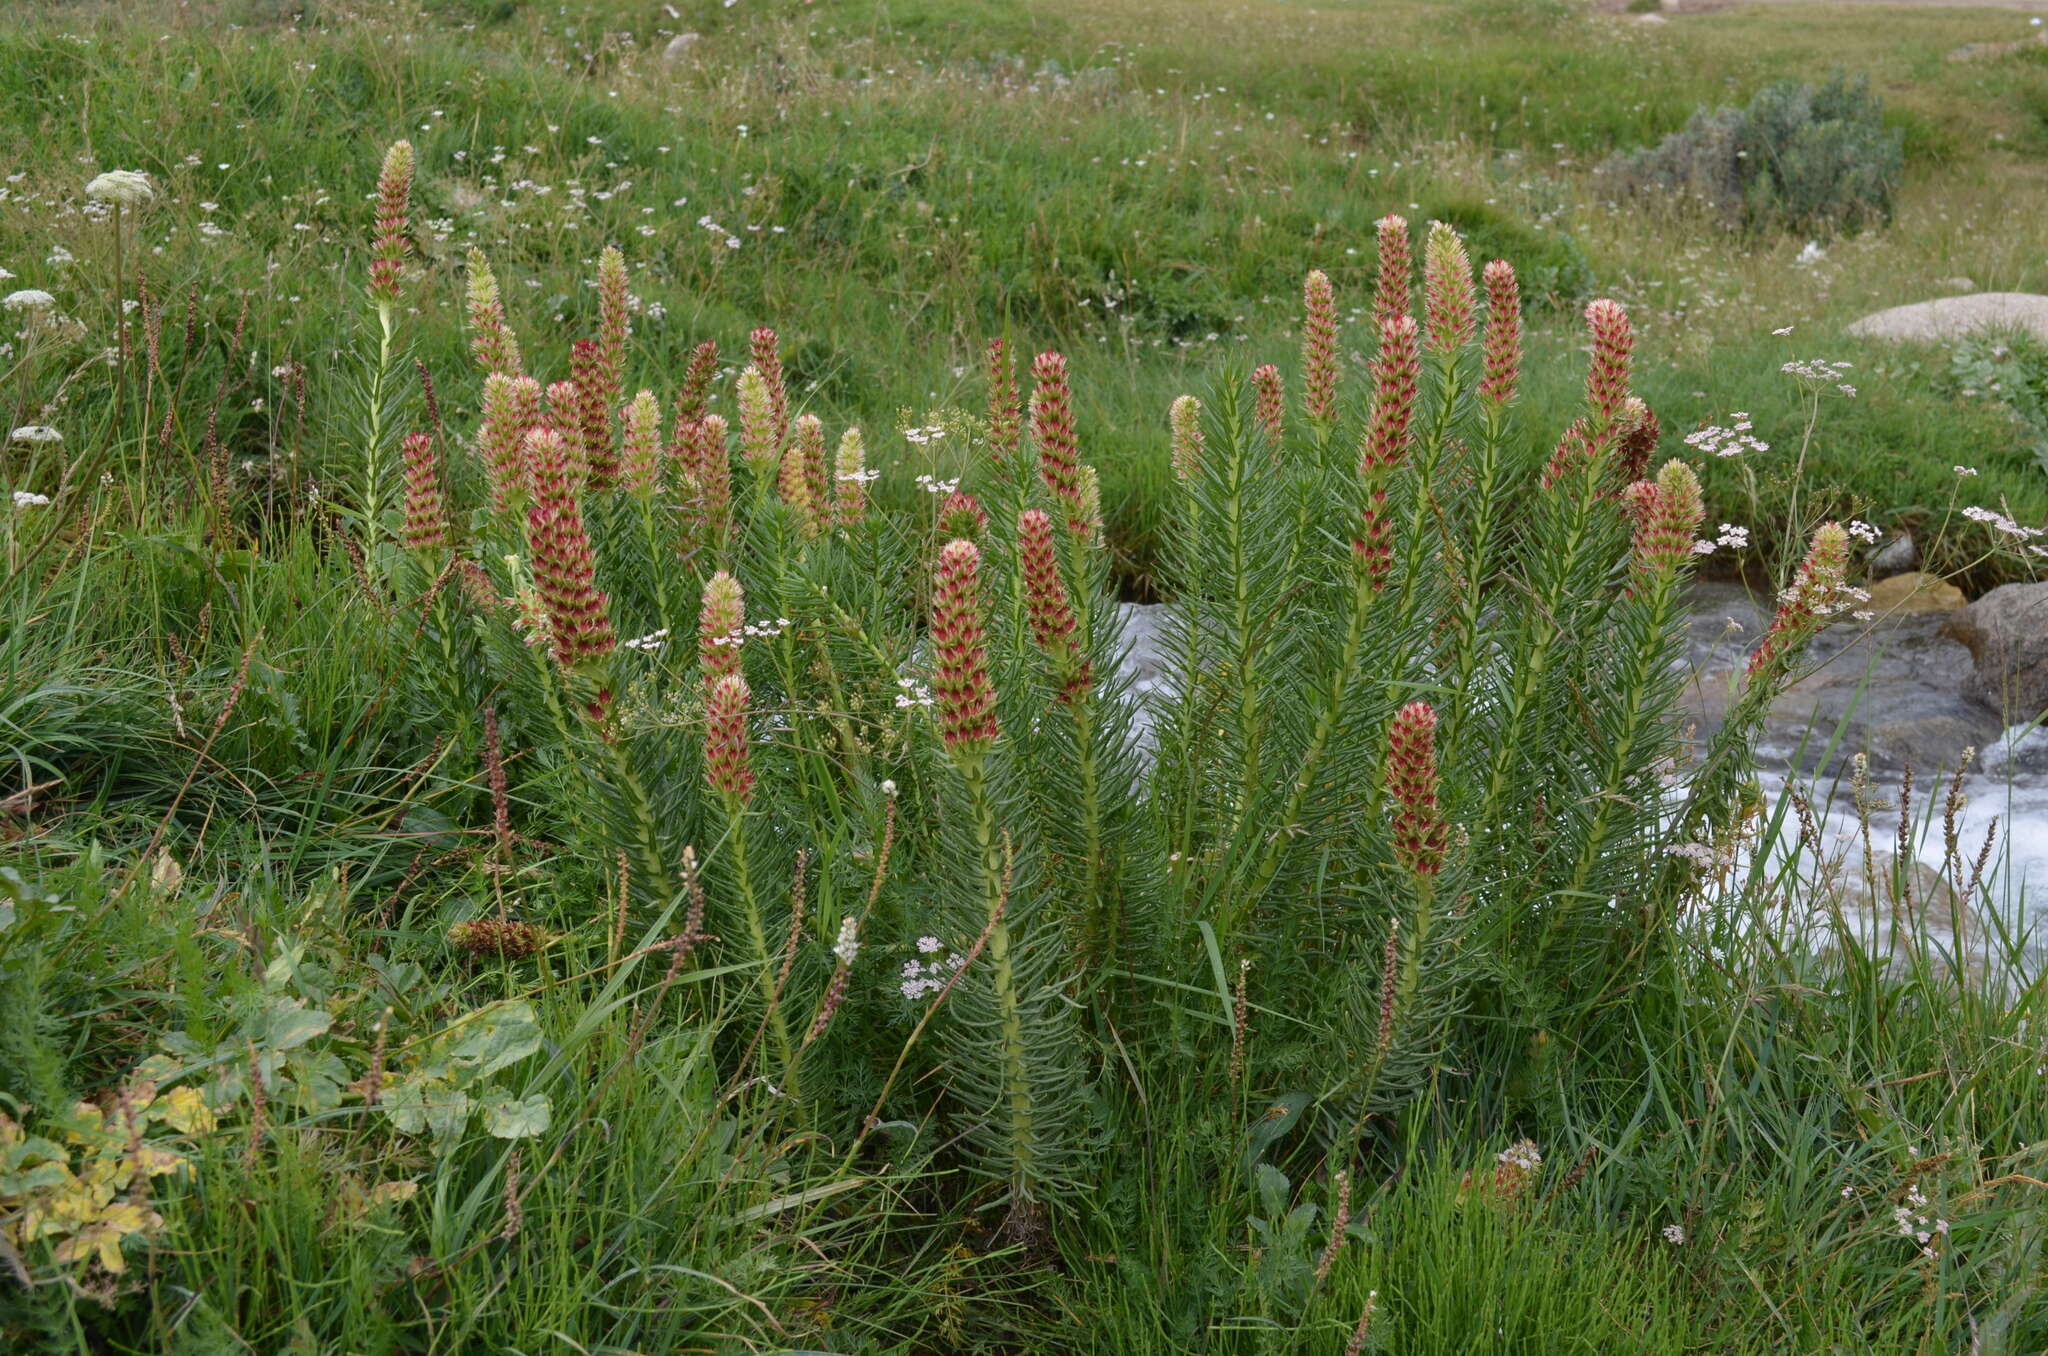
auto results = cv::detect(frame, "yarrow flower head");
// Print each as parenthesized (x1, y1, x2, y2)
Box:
(85, 169, 154, 207)
(10, 426, 61, 445)
(2, 289, 55, 313)
(1301, 269, 1339, 424)
(12, 489, 52, 509)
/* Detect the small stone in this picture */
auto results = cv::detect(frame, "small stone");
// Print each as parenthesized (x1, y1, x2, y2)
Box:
(1865, 571, 1963, 617)
(663, 32, 701, 62)
(1944, 582, 2048, 719)
(1866, 532, 1918, 580)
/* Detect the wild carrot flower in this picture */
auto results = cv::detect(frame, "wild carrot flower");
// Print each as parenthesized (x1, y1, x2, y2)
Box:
(569, 339, 617, 487)
(1387, 701, 1449, 877)
(1373, 214, 1411, 336)
(1626, 459, 1704, 583)
(400, 432, 447, 551)
(620, 390, 661, 495)
(699, 571, 745, 685)
(464, 248, 522, 376)
(368, 142, 413, 305)
(833, 426, 868, 528)
(1169, 395, 1204, 481)
(1020, 507, 1091, 701)
(1302, 269, 1339, 424)
(2, 289, 55, 312)
(478, 373, 542, 515)
(1747, 522, 1852, 676)
(704, 674, 755, 806)
(676, 338, 718, 422)
(522, 427, 616, 670)
(737, 366, 779, 475)
(85, 169, 154, 206)
(1584, 298, 1634, 429)
(1359, 315, 1420, 476)
(939, 491, 989, 541)
(1423, 221, 1476, 357)
(931, 539, 999, 758)
(1031, 350, 1085, 532)
(1478, 259, 1521, 407)
(749, 326, 789, 449)
(987, 337, 1022, 474)
(1252, 364, 1285, 445)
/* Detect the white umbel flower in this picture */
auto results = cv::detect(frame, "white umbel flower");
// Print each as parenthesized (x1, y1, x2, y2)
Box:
(2, 289, 55, 312)
(11, 426, 62, 444)
(86, 169, 155, 206)
(12, 489, 52, 508)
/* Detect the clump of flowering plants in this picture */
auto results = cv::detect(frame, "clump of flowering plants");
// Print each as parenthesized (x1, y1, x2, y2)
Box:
(339, 136, 1841, 1265)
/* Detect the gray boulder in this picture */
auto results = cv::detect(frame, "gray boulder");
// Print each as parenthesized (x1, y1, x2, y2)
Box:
(1944, 582, 2048, 720)
(1846, 293, 2048, 345)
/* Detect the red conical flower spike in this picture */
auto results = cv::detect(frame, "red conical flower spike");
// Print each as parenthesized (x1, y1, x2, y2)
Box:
(1747, 522, 1852, 677)
(596, 245, 629, 401)
(939, 491, 988, 542)
(1387, 701, 1449, 877)
(401, 431, 447, 551)
(692, 413, 733, 543)
(479, 373, 542, 515)
(544, 379, 589, 489)
(833, 427, 868, 530)
(699, 570, 745, 686)
(523, 427, 616, 671)
(620, 390, 661, 495)
(1615, 398, 1661, 487)
(569, 339, 617, 488)
(1372, 214, 1411, 337)
(1479, 260, 1521, 408)
(1020, 507, 1092, 702)
(1169, 395, 1204, 482)
(705, 674, 755, 806)
(369, 141, 413, 305)
(1031, 350, 1085, 534)
(931, 539, 999, 758)
(987, 338, 1022, 476)
(1253, 364, 1285, 446)
(749, 326, 789, 450)
(465, 247, 523, 377)
(1423, 221, 1476, 357)
(1584, 298, 1633, 429)
(1302, 269, 1340, 425)
(778, 415, 825, 537)
(676, 338, 718, 422)
(1359, 315, 1420, 477)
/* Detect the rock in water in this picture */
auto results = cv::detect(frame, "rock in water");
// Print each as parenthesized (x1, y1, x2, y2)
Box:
(1846, 293, 2048, 345)
(1864, 571, 1962, 616)
(1944, 582, 2048, 719)
(1865, 532, 1917, 580)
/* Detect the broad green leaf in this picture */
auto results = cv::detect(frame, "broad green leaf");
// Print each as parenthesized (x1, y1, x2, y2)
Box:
(261, 999, 332, 1052)
(480, 1092, 551, 1140)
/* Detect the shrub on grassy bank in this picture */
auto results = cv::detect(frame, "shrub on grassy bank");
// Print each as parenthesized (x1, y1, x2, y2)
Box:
(6, 145, 2046, 1352)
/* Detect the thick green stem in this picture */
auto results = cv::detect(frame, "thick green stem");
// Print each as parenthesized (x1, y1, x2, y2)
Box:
(959, 758, 1034, 1206)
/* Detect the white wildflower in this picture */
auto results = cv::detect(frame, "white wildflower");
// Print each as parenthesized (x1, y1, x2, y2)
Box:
(832, 916, 860, 966)
(85, 169, 155, 206)
(10, 425, 61, 444)
(2, 289, 55, 312)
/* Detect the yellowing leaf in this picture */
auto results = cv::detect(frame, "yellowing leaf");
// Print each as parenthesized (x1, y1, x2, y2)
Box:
(155, 1086, 216, 1135)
